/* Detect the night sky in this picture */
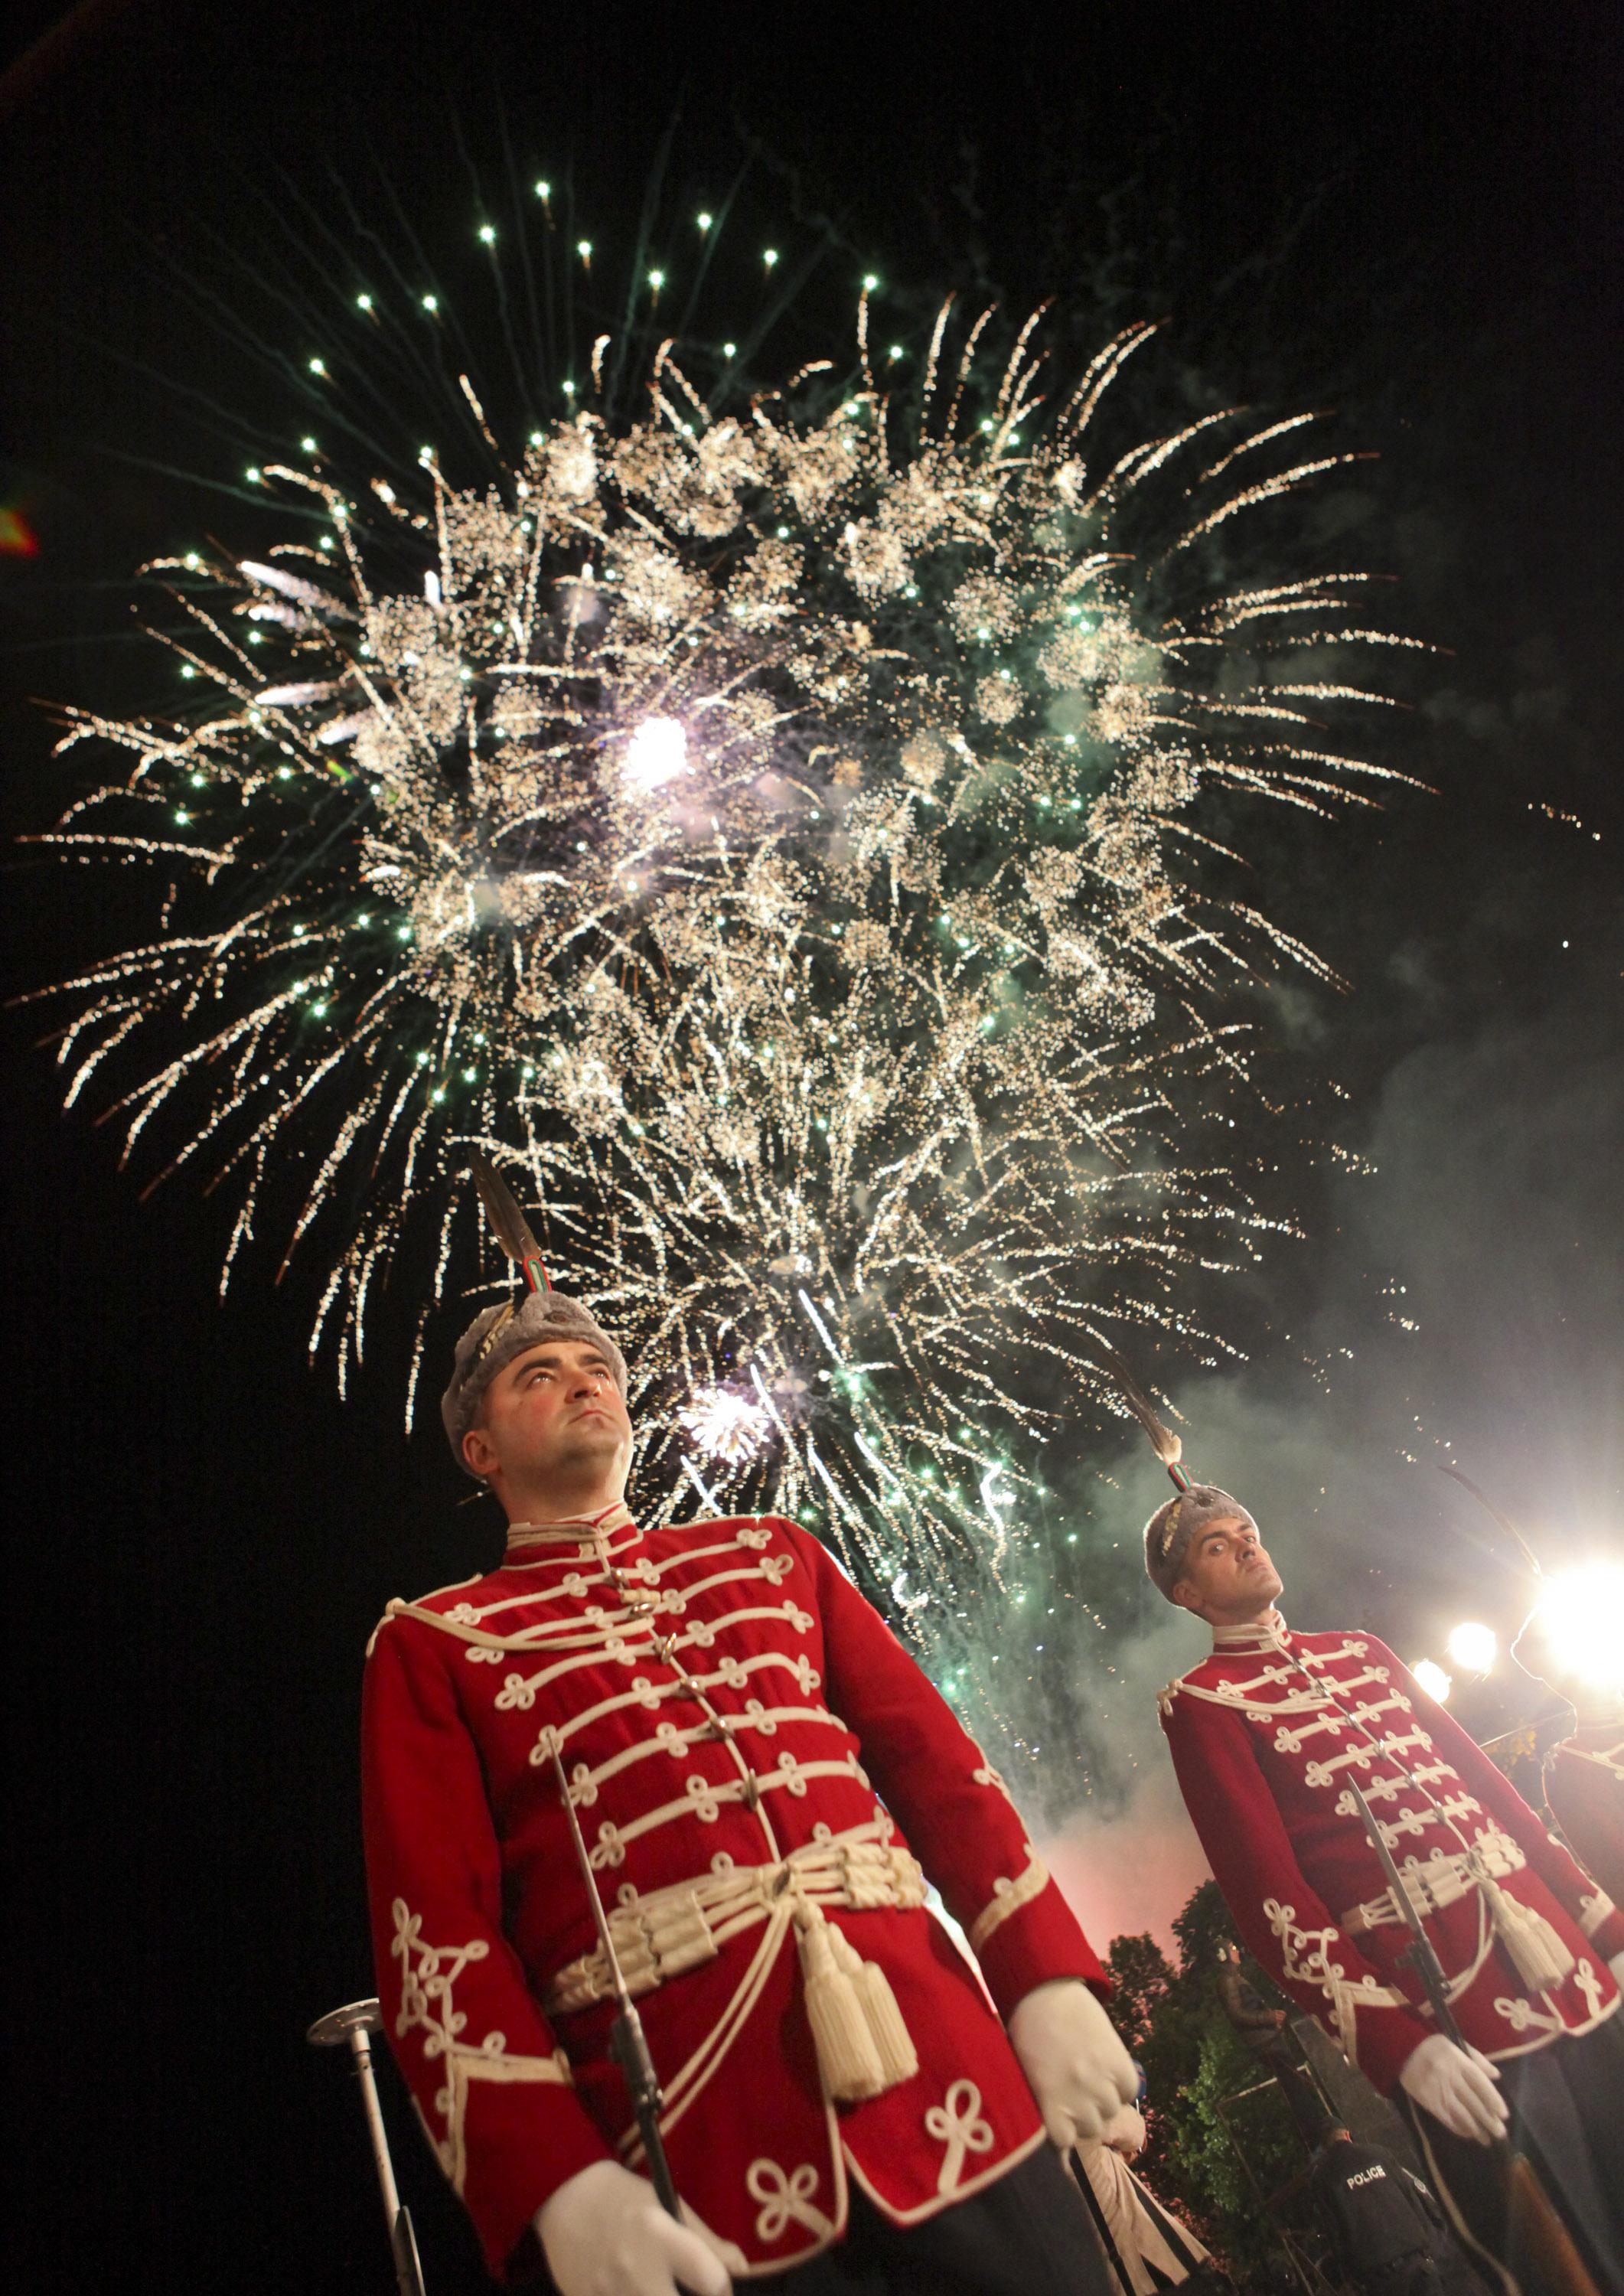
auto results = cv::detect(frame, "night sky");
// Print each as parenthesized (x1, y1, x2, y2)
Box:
(4, 5, 1621, 2290)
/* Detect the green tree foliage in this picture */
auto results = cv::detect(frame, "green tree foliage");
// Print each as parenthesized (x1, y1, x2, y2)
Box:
(1113, 1882, 1310, 2285)
(1102, 1930, 1175, 2056)
(1172, 1880, 1241, 1979)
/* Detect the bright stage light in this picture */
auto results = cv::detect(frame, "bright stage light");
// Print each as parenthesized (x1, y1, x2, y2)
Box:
(1446, 1620, 1498, 1675)
(1531, 1564, 1624, 1696)
(623, 716, 688, 791)
(1412, 1658, 1453, 1704)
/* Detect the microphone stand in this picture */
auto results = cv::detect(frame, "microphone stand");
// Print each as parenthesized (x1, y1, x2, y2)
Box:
(308, 1998, 429, 2296)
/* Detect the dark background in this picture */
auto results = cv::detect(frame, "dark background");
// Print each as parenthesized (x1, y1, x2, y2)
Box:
(3, 4, 1620, 2288)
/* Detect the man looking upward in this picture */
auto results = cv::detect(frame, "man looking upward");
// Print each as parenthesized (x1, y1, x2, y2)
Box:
(1148, 1486, 1624, 2296)
(361, 1267, 1136, 2296)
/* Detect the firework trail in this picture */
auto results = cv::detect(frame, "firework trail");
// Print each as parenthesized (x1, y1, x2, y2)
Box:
(24, 191, 1416, 1720)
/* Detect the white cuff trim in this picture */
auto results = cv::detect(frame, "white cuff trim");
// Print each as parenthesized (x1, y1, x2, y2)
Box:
(968, 1852, 1050, 1954)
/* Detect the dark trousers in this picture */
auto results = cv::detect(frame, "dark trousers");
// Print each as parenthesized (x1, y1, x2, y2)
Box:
(1401, 2018, 1624, 2296)
(764, 2141, 1117, 2294)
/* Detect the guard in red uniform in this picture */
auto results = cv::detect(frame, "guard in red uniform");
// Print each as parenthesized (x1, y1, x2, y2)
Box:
(1140, 1469, 1624, 2296)
(362, 1238, 1135, 2295)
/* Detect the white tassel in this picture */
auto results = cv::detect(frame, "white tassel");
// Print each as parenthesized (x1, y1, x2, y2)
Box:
(798, 1913, 885, 2102)
(853, 1954, 918, 2089)
(1486, 1881, 1575, 1992)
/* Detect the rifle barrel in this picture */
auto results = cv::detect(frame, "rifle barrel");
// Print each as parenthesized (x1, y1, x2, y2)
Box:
(549, 1744, 683, 2223)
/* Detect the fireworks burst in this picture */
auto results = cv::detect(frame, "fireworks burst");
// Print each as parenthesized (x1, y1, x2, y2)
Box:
(677, 1385, 775, 1468)
(28, 240, 1414, 1676)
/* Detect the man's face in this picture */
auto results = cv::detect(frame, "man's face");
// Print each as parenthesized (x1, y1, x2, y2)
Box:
(461, 1339, 632, 1495)
(1172, 1514, 1283, 1623)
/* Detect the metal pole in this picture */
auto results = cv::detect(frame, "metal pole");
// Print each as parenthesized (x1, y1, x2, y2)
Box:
(348, 2018, 403, 2220)
(309, 1998, 428, 2296)
(547, 1742, 683, 2220)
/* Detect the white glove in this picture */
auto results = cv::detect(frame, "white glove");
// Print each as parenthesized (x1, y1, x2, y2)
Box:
(1008, 1978, 1138, 2148)
(535, 2160, 733, 2296)
(1398, 2033, 1508, 2145)
(1609, 1949, 1624, 1991)
(1101, 2101, 1148, 2158)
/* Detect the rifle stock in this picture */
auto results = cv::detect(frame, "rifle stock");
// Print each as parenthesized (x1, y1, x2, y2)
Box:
(1507, 2151, 1603, 2296)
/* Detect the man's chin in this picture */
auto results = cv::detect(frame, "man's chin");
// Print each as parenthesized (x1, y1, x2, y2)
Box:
(549, 1428, 629, 1476)
(1225, 1576, 1283, 1618)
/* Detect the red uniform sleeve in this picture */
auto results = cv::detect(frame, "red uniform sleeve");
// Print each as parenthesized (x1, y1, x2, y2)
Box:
(786, 1522, 1107, 2015)
(1375, 1643, 1624, 1964)
(1161, 1683, 1432, 2092)
(360, 1613, 612, 2281)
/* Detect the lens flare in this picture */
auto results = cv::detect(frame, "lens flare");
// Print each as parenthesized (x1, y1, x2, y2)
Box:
(1444, 1620, 1497, 1675)
(1531, 1565, 1624, 1698)
(1412, 1658, 1453, 1704)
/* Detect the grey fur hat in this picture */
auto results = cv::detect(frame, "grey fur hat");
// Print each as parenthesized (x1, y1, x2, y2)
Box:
(441, 1289, 628, 1471)
(1144, 1485, 1257, 1599)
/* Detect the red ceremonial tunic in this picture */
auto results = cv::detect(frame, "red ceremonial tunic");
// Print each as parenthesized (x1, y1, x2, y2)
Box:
(361, 1505, 1106, 2282)
(1545, 1727, 1624, 1909)
(1159, 1616, 1624, 2094)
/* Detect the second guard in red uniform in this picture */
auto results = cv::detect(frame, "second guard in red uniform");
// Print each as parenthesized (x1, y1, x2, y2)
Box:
(1114, 1368, 1624, 2296)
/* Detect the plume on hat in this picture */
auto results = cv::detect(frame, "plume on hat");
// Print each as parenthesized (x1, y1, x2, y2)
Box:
(1092, 1345, 1192, 1492)
(469, 1147, 551, 1296)
(1435, 1462, 1542, 1580)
